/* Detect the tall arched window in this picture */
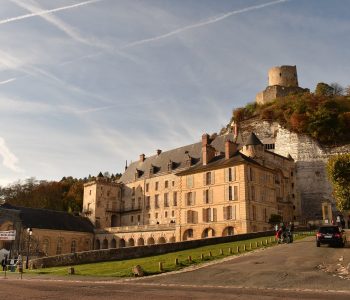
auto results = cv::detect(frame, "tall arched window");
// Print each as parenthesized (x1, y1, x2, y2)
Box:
(42, 239, 50, 255)
(71, 240, 77, 253)
(56, 238, 64, 255)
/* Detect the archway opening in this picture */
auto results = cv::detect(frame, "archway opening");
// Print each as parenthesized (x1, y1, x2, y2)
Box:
(147, 237, 155, 245)
(137, 238, 144, 246)
(202, 228, 215, 238)
(182, 229, 193, 241)
(128, 238, 135, 247)
(95, 239, 100, 250)
(119, 239, 126, 248)
(102, 239, 108, 249)
(222, 226, 234, 236)
(158, 237, 166, 244)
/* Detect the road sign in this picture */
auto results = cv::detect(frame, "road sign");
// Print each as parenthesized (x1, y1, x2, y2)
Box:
(0, 230, 16, 240)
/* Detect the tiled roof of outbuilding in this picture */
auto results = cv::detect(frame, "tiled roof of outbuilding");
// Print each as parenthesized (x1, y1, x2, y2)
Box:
(0, 203, 94, 233)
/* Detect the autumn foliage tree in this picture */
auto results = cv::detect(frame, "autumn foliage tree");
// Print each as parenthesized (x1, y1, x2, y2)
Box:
(327, 154, 350, 211)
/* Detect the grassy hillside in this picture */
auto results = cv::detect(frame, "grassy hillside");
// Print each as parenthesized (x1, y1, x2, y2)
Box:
(231, 93, 350, 145)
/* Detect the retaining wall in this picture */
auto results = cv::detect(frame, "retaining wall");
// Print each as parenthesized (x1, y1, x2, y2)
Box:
(31, 230, 274, 269)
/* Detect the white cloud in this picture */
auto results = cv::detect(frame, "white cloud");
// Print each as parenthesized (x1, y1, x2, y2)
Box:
(0, 137, 23, 172)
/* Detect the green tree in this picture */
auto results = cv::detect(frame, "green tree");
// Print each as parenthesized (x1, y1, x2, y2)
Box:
(315, 82, 334, 96)
(327, 154, 350, 210)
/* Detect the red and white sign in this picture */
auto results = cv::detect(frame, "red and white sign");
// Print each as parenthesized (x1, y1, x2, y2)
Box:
(0, 230, 16, 241)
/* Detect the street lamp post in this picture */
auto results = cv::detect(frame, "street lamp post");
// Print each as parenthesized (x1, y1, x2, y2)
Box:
(26, 228, 32, 269)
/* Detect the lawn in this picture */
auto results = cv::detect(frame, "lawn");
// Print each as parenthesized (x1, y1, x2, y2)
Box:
(28, 232, 313, 277)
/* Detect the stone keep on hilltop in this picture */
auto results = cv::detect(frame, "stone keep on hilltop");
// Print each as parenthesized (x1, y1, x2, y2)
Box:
(231, 65, 349, 221)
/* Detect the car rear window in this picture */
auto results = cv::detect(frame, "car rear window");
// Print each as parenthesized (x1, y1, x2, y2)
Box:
(319, 226, 340, 234)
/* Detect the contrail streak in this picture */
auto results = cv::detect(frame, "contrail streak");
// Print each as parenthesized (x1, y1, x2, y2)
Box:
(0, 78, 16, 85)
(0, 0, 102, 25)
(122, 0, 289, 49)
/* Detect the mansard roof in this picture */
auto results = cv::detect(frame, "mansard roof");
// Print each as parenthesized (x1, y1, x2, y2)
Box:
(0, 203, 94, 233)
(176, 151, 263, 176)
(119, 133, 235, 183)
(245, 132, 263, 146)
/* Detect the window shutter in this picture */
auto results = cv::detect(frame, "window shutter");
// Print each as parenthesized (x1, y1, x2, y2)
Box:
(194, 211, 198, 224)
(225, 168, 229, 182)
(193, 191, 196, 205)
(228, 206, 232, 220)
(202, 208, 206, 222)
(213, 208, 217, 222)
(187, 210, 191, 223)
(223, 206, 227, 220)
(203, 190, 207, 204)
(210, 189, 213, 204)
(212, 171, 215, 184)
(203, 173, 206, 186)
(224, 186, 228, 201)
(233, 167, 236, 181)
(234, 186, 238, 201)
(233, 205, 236, 220)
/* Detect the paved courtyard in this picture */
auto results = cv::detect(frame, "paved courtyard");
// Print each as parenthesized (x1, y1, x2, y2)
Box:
(2, 236, 350, 299)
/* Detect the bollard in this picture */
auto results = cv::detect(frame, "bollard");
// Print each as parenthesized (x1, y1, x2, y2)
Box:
(201, 253, 204, 260)
(265, 239, 268, 245)
(68, 267, 75, 275)
(255, 242, 258, 248)
(188, 256, 192, 262)
(243, 244, 246, 251)
(209, 251, 212, 257)
(237, 246, 240, 253)
(249, 242, 252, 250)
(159, 262, 163, 272)
(220, 249, 223, 255)
(175, 258, 179, 265)
(229, 247, 232, 254)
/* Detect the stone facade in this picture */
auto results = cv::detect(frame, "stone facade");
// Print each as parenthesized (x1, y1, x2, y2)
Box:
(83, 133, 296, 250)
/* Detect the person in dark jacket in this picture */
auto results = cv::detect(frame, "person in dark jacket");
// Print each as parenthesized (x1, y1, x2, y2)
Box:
(1, 255, 7, 271)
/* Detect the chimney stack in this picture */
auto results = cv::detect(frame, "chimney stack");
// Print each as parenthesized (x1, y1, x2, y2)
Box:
(202, 133, 211, 146)
(225, 140, 238, 159)
(139, 154, 145, 162)
(202, 145, 216, 166)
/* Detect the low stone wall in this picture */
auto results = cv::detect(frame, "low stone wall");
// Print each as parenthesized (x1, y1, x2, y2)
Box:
(31, 231, 274, 269)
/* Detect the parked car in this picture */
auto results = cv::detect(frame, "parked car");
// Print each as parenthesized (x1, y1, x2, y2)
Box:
(316, 225, 347, 247)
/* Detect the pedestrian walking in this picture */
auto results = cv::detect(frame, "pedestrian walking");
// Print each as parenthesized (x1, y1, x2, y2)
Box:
(16, 255, 23, 273)
(1, 255, 7, 271)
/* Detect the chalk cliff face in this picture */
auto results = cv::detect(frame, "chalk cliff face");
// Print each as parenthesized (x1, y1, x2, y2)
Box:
(235, 117, 350, 220)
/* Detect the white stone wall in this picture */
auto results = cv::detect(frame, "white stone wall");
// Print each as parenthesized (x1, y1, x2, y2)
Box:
(238, 118, 350, 220)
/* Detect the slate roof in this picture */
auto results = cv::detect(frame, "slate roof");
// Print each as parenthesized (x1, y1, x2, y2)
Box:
(119, 133, 236, 183)
(176, 151, 264, 176)
(245, 132, 263, 146)
(0, 203, 94, 233)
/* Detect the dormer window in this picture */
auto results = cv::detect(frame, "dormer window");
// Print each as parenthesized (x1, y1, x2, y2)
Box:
(168, 160, 173, 171)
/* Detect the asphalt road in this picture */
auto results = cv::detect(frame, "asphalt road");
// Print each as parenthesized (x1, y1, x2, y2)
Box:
(1, 236, 350, 299)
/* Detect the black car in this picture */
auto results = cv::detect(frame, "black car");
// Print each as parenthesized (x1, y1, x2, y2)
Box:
(316, 225, 347, 247)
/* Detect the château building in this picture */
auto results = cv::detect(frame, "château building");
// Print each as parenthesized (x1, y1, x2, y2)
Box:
(83, 132, 298, 249)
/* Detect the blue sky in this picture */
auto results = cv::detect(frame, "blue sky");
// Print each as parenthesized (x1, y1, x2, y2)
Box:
(0, 0, 349, 186)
